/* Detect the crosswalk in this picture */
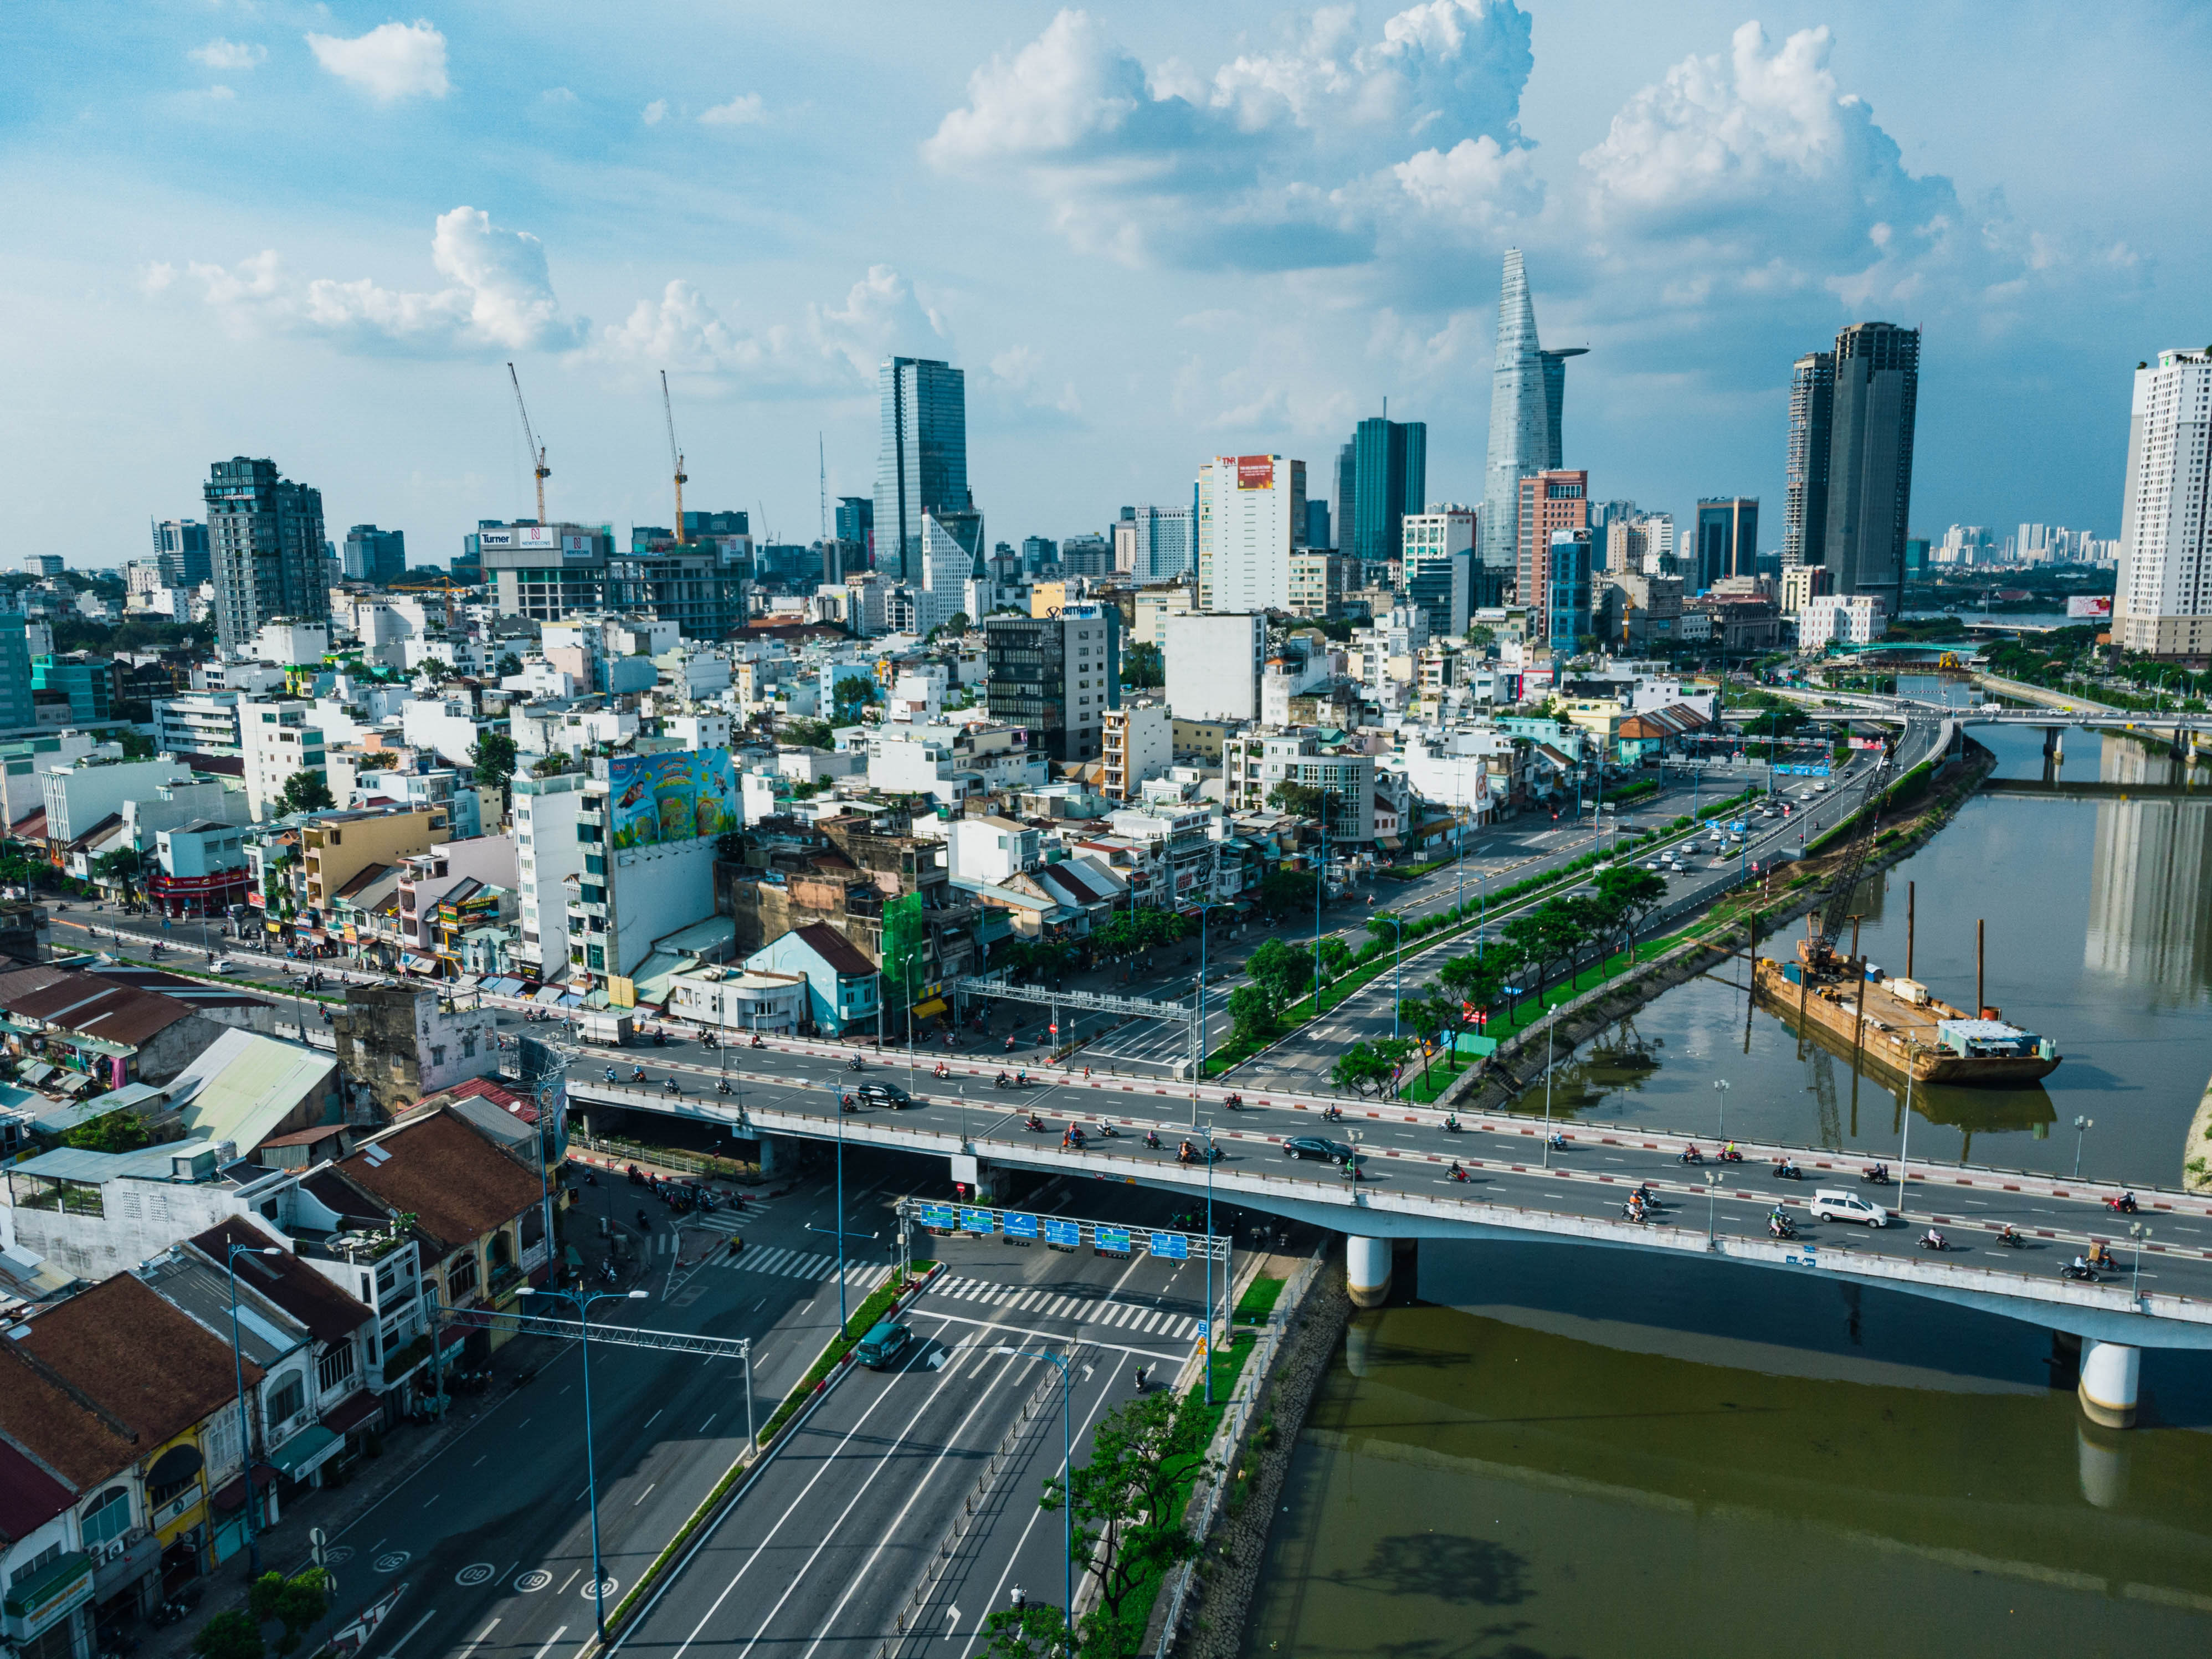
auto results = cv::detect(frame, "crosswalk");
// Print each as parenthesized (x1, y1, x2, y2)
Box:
(918, 1275, 1203, 1340)
(711, 1244, 887, 1289)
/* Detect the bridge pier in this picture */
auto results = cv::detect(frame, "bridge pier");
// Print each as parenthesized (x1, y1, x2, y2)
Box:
(2078, 1338, 2140, 1429)
(757, 1134, 800, 1178)
(1346, 1235, 1393, 1308)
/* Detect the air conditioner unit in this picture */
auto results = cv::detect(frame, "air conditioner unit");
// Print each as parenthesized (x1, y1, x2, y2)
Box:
(104, 1540, 127, 1564)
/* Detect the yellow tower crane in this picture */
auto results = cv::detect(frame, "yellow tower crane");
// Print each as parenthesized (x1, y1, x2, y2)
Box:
(507, 362, 551, 523)
(661, 369, 688, 545)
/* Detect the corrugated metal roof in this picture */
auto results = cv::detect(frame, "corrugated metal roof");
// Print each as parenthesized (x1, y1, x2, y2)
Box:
(171, 1028, 336, 1155)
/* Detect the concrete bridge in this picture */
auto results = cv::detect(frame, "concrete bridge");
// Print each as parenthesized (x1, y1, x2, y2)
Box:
(567, 1040, 2212, 1429)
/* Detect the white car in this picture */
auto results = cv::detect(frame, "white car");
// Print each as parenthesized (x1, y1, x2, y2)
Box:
(1809, 1188, 1889, 1227)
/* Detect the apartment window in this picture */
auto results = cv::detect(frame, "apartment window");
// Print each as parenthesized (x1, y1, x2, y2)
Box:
(268, 1373, 306, 1425)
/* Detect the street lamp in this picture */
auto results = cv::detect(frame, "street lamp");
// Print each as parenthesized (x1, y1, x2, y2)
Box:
(223, 1243, 283, 1575)
(2072, 1115, 2095, 1180)
(1380, 915, 1407, 1042)
(1190, 900, 1229, 1081)
(2129, 1221, 2152, 1300)
(992, 1345, 1073, 1655)
(1200, 1118, 1218, 1405)
(517, 1285, 648, 1641)
(1705, 1168, 1722, 1245)
(1539, 1011, 1558, 1165)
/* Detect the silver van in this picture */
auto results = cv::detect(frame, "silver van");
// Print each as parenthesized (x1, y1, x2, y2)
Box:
(1809, 1188, 1888, 1227)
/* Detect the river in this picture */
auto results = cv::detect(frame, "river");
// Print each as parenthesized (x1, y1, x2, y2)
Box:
(1241, 685, 2212, 1657)
(1508, 686, 2212, 1185)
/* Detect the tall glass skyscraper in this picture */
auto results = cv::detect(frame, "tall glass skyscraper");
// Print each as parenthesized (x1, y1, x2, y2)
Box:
(1480, 250, 1584, 578)
(1342, 415, 1426, 569)
(874, 357, 971, 584)
(1822, 322, 1919, 615)
(1784, 352, 1834, 569)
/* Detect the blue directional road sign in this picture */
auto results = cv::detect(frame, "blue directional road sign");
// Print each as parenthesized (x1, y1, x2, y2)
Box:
(921, 1203, 956, 1230)
(1096, 1225, 1132, 1255)
(1004, 1211, 1040, 1242)
(959, 1208, 995, 1234)
(1043, 1218, 1082, 1249)
(1149, 1231, 1189, 1260)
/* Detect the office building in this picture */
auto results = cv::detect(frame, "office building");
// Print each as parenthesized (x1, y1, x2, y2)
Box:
(1798, 593, 1888, 651)
(1784, 352, 1834, 568)
(1821, 322, 1919, 614)
(1547, 530, 1595, 649)
(1197, 454, 1307, 613)
(1305, 500, 1332, 553)
(835, 496, 873, 559)
(1287, 553, 1350, 620)
(1905, 536, 1929, 577)
(983, 603, 1120, 764)
(875, 357, 971, 584)
(22, 556, 64, 578)
(1111, 506, 1194, 584)
(151, 519, 212, 588)
(1163, 612, 1265, 723)
(0, 614, 32, 732)
(1481, 249, 1585, 577)
(480, 520, 746, 639)
(341, 525, 407, 586)
(1779, 564, 1835, 617)
(1694, 499, 1761, 591)
(1517, 470, 1588, 639)
(1059, 532, 1112, 577)
(916, 513, 979, 638)
(2116, 347, 2212, 658)
(30, 656, 119, 724)
(203, 457, 330, 656)
(1341, 415, 1428, 568)
(1404, 506, 1476, 637)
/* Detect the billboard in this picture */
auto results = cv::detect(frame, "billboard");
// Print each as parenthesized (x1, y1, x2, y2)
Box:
(1235, 455, 1275, 491)
(607, 748, 739, 850)
(2066, 595, 2113, 620)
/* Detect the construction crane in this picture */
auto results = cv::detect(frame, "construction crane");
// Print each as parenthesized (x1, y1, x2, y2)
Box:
(507, 363, 550, 523)
(1800, 751, 1892, 979)
(661, 370, 687, 545)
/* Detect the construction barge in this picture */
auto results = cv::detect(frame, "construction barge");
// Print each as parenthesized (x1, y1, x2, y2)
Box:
(1751, 747, 2060, 1090)
(1751, 953, 2061, 1088)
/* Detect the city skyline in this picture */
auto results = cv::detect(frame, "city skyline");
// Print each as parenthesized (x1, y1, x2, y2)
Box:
(6, 3, 2202, 568)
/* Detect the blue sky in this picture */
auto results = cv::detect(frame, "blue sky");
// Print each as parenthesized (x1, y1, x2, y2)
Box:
(4, 1, 2208, 568)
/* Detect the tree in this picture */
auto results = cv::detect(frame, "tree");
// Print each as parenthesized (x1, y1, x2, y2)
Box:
(360, 750, 400, 769)
(1254, 867, 1317, 921)
(1226, 983, 1276, 1049)
(1331, 1040, 1394, 1097)
(495, 652, 524, 677)
(976, 1604, 1075, 1659)
(833, 674, 878, 717)
(191, 1611, 264, 1659)
(781, 718, 835, 749)
(249, 1569, 330, 1658)
(1245, 938, 1311, 1009)
(528, 752, 574, 778)
(1040, 1389, 1213, 1640)
(416, 657, 452, 684)
(91, 846, 142, 891)
(1122, 641, 1164, 689)
(1594, 865, 1667, 963)
(470, 731, 517, 792)
(276, 770, 334, 815)
(65, 1109, 151, 1154)
(1400, 990, 1449, 1087)
(1266, 780, 1331, 820)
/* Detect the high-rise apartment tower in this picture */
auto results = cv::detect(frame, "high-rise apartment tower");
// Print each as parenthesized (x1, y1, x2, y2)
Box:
(874, 357, 971, 585)
(202, 458, 329, 656)
(2115, 348, 2212, 659)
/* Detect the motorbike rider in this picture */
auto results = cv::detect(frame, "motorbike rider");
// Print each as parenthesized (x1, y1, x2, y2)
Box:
(1144, 1129, 1162, 1149)
(1026, 1112, 1045, 1132)
(1447, 1159, 1467, 1182)
(1922, 1227, 1945, 1251)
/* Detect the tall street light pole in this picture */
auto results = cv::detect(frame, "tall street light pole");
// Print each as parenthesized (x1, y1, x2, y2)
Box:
(1713, 1077, 1730, 1147)
(992, 1345, 1072, 1653)
(224, 1242, 283, 1576)
(1384, 916, 1407, 1042)
(517, 1285, 648, 1641)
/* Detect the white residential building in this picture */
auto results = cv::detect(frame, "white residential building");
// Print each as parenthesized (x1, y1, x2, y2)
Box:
(1133, 585, 1194, 649)
(254, 621, 330, 666)
(1404, 506, 1477, 637)
(1797, 594, 1888, 651)
(511, 772, 586, 980)
(39, 758, 197, 843)
(240, 701, 330, 820)
(1164, 612, 1265, 722)
(1197, 454, 1306, 613)
(947, 815, 1041, 885)
(917, 515, 975, 638)
(2115, 347, 2212, 658)
(1101, 703, 1172, 801)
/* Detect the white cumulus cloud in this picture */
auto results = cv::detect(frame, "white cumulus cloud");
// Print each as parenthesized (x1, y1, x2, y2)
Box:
(642, 99, 669, 126)
(189, 39, 266, 72)
(305, 20, 451, 102)
(700, 94, 765, 127)
(159, 206, 583, 355)
(924, 3, 1539, 271)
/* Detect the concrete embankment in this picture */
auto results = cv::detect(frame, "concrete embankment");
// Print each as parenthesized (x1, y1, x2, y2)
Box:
(1436, 738, 1998, 1116)
(2185, 1074, 2212, 1195)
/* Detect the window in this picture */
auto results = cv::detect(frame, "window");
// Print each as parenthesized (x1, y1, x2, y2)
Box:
(445, 1250, 479, 1301)
(11, 1544, 60, 1585)
(316, 1343, 357, 1395)
(80, 1486, 131, 1549)
(430, 1045, 446, 1067)
(268, 1373, 306, 1425)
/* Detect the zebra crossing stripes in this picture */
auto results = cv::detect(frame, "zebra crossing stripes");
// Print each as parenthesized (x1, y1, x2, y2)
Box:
(921, 1277, 1203, 1340)
(717, 1245, 883, 1287)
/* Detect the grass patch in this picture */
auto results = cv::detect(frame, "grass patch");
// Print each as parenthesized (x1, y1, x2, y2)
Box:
(1231, 1276, 1285, 1326)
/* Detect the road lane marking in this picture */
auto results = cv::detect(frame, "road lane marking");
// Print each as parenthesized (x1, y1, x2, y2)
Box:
(529, 1629, 569, 1659)
(374, 1611, 438, 1659)
(456, 1620, 500, 1659)
(633, 1483, 655, 1506)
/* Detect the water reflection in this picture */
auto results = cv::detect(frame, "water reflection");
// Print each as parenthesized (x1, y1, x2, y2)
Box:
(2086, 740, 2212, 1003)
(1245, 1245, 2212, 1659)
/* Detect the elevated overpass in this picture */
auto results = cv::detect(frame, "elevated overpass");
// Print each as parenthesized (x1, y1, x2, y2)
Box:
(567, 1039, 2212, 1428)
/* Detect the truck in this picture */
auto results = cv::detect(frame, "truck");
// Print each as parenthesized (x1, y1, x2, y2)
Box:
(580, 1011, 634, 1047)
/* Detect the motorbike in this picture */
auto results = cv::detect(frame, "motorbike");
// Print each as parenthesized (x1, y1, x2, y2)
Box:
(848, 1056, 864, 1071)
(700, 1033, 718, 1050)
(1768, 1216, 1798, 1240)
(1547, 1132, 1568, 1152)
(1679, 1146, 1705, 1165)
(652, 1030, 668, 1047)
(1026, 1113, 1045, 1132)
(630, 1067, 647, 1083)
(1095, 1121, 1118, 1137)
(1995, 1225, 2024, 1247)
(1718, 1147, 1744, 1164)
(1223, 1093, 1243, 1110)
(599, 1259, 619, 1286)
(839, 1095, 859, 1113)
(662, 1078, 682, 1096)
(627, 1164, 644, 1184)
(2060, 1260, 2098, 1283)
(1322, 1106, 1343, 1123)
(1621, 1200, 1653, 1222)
(715, 1078, 732, 1095)
(604, 1067, 619, 1083)
(1861, 1163, 1891, 1185)
(1443, 1114, 1461, 1133)
(1004, 1036, 1017, 1052)
(1774, 1159, 1803, 1180)
(1177, 1144, 1198, 1164)
(995, 1073, 1013, 1089)
(2106, 1193, 2140, 1214)
(934, 1063, 950, 1078)
(1918, 1230, 1947, 1252)
(1064, 1128, 1087, 1149)
(2088, 1245, 2119, 1272)
(1447, 1163, 1470, 1184)
(751, 1035, 764, 1050)
(1632, 1184, 1661, 1208)
(1143, 1130, 1162, 1149)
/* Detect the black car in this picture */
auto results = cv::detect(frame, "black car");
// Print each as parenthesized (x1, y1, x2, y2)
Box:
(1282, 1136, 1355, 1163)
(857, 1082, 911, 1109)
